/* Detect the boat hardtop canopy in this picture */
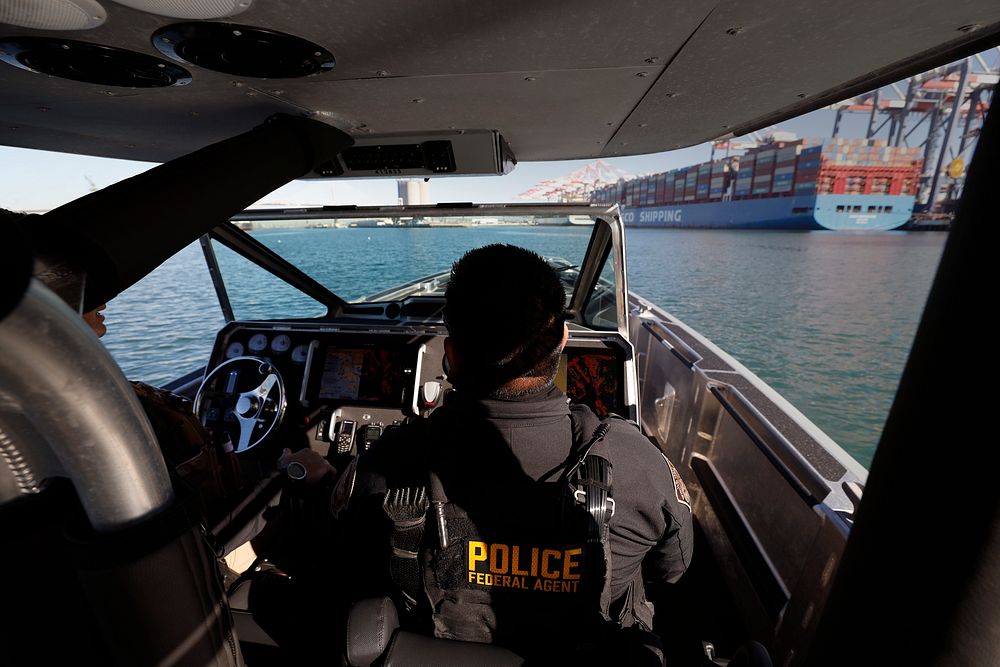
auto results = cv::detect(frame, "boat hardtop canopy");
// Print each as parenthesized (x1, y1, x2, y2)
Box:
(0, 1, 998, 169)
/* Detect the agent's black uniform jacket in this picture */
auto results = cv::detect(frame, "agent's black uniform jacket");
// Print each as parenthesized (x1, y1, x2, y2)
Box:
(338, 385, 693, 644)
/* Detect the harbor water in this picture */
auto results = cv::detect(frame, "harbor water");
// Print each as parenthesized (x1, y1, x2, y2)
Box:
(102, 226, 946, 468)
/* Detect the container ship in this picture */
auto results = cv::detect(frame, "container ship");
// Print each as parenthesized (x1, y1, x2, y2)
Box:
(591, 138, 923, 231)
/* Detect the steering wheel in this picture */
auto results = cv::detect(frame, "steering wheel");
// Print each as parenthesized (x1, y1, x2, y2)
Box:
(194, 356, 287, 454)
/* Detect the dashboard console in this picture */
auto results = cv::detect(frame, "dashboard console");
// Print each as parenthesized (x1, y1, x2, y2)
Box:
(203, 321, 632, 460)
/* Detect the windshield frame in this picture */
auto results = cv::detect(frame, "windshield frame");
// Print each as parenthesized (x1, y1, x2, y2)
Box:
(211, 203, 629, 336)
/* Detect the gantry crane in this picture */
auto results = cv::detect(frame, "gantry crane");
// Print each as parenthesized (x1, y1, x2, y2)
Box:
(827, 50, 997, 211)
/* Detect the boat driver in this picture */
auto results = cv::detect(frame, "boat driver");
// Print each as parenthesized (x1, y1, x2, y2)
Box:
(2, 207, 244, 518)
(289, 244, 694, 662)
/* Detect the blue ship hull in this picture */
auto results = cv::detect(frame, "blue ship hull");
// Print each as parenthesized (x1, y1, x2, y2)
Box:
(621, 194, 914, 231)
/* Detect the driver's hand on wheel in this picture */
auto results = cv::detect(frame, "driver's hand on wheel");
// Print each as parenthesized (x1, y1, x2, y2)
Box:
(277, 448, 337, 486)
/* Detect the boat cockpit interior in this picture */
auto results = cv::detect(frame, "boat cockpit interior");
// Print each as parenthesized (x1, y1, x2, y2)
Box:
(1, 1, 999, 665)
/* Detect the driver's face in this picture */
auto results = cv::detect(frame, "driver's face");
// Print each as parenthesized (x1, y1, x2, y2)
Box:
(83, 304, 108, 338)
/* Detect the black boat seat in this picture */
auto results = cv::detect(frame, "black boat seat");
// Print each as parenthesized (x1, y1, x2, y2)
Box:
(381, 632, 524, 666)
(345, 597, 523, 666)
(345, 597, 399, 666)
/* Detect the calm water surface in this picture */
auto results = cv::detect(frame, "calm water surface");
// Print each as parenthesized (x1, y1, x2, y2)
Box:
(102, 227, 946, 468)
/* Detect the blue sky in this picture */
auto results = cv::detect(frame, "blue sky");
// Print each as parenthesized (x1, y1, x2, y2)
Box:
(0, 107, 913, 212)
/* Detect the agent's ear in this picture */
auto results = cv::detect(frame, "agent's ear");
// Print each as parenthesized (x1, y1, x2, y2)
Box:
(444, 336, 460, 378)
(559, 323, 569, 352)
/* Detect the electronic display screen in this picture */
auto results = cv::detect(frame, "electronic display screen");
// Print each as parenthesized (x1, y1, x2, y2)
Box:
(318, 347, 405, 403)
(556, 348, 622, 418)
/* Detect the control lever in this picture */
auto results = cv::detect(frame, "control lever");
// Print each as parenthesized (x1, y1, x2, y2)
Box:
(420, 381, 442, 415)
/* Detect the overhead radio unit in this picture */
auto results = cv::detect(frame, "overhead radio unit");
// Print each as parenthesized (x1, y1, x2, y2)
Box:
(311, 130, 515, 178)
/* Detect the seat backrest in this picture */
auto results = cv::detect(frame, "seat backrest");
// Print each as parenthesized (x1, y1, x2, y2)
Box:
(345, 597, 524, 667)
(345, 597, 400, 667)
(382, 631, 524, 666)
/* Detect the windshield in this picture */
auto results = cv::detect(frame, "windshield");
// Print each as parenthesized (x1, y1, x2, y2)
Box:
(211, 209, 622, 331)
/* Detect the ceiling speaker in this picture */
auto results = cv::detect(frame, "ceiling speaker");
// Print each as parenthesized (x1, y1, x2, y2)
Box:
(153, 22, 335, 78)
(0, 0, 106, 30)
(112, 0, 252, 20)
(0, 36, 192, 87)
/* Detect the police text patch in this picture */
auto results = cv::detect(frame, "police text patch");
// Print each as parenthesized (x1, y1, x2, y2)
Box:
(466, 540, 585, 593)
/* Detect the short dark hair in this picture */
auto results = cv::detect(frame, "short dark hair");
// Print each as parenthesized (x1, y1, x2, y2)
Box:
(444, 244, 567, 395)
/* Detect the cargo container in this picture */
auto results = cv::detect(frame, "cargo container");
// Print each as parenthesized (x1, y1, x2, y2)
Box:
(590, 137, 923, 230)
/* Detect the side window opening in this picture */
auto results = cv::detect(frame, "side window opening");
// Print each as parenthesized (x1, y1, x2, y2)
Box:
(210, 238, 327, 321)
(101, 242, 225, 385)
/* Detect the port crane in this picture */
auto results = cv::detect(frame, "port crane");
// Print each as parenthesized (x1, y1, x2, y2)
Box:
(827, 49, 998, 212)
(516, 159, 633, 202)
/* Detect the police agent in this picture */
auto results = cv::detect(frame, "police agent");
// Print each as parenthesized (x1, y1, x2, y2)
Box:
(313, 244, 694, 663)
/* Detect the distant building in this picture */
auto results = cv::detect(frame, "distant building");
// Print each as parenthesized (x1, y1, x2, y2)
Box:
(397, 178, 429, 205)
